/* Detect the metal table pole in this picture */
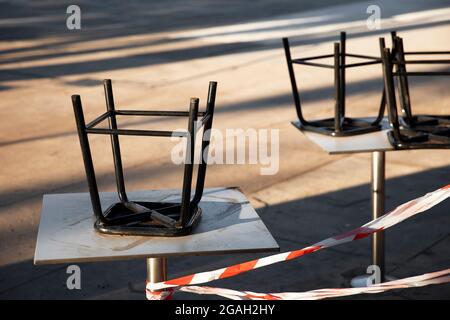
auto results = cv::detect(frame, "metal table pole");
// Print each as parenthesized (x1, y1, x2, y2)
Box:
(351, 151, 386, 287)
(371, 151, 385, 282)
(146, 257, 167, 297)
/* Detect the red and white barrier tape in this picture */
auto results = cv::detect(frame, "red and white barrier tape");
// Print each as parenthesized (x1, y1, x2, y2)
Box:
(146, 185, 450, 299)
(146, 284, 175, 300)
(178, 268, 450, 300)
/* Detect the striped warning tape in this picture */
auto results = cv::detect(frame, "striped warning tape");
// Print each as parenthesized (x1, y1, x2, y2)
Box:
(177, 268, 450, 300)
(146, 184, 450, 299)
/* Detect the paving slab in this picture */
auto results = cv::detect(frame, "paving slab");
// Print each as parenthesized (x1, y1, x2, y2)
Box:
(0, 0, 449, 299)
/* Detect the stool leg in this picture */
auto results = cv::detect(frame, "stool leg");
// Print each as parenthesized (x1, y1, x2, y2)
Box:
(340, 32, 346, 117)
(334, 43, 342, 133)
(72, 95, 104, 223)
(180, 98, 198, 226)
(282, 37, 307, 124)
(104, 79, 128, 203)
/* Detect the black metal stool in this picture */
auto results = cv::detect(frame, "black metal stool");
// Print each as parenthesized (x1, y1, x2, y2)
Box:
(391, 34, 450, 132)
(380, 36, 450, 149)
(71, 80, 217, 236)
(283, 32, 385, 136)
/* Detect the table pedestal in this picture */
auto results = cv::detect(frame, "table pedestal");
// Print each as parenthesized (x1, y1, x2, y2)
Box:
(146, 257, 168, 298)
(371, 151, 385, 282)
(147, 257, 167, 284)
(351, 151, 393, 287)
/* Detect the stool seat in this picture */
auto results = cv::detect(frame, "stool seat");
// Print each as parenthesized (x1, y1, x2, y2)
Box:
(293, 117, 381, 137)
(96, 201, 202, 236)
(71, 80, 217, 236)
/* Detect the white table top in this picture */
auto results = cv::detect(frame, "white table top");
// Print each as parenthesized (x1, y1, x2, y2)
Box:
(293, 117, 395, 154)
(34, 188, 279, 265)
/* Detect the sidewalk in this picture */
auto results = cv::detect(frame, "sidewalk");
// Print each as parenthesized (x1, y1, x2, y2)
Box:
(0, 0, 449, 299)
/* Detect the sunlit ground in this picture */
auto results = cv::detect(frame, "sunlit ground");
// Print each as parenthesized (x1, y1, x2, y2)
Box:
(0, 0, 449, 299)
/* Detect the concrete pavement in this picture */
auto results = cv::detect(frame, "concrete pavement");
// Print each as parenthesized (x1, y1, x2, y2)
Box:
(0, 0, 449, 299)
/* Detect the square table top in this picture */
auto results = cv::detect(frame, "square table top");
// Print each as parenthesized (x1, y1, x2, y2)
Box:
(34, 188, 279, 265)
(293, 117, 395, 154)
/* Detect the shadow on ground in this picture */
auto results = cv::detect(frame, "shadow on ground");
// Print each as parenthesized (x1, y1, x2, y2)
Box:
(1, 165, 448, 299)
(1, 0, 449, 89)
